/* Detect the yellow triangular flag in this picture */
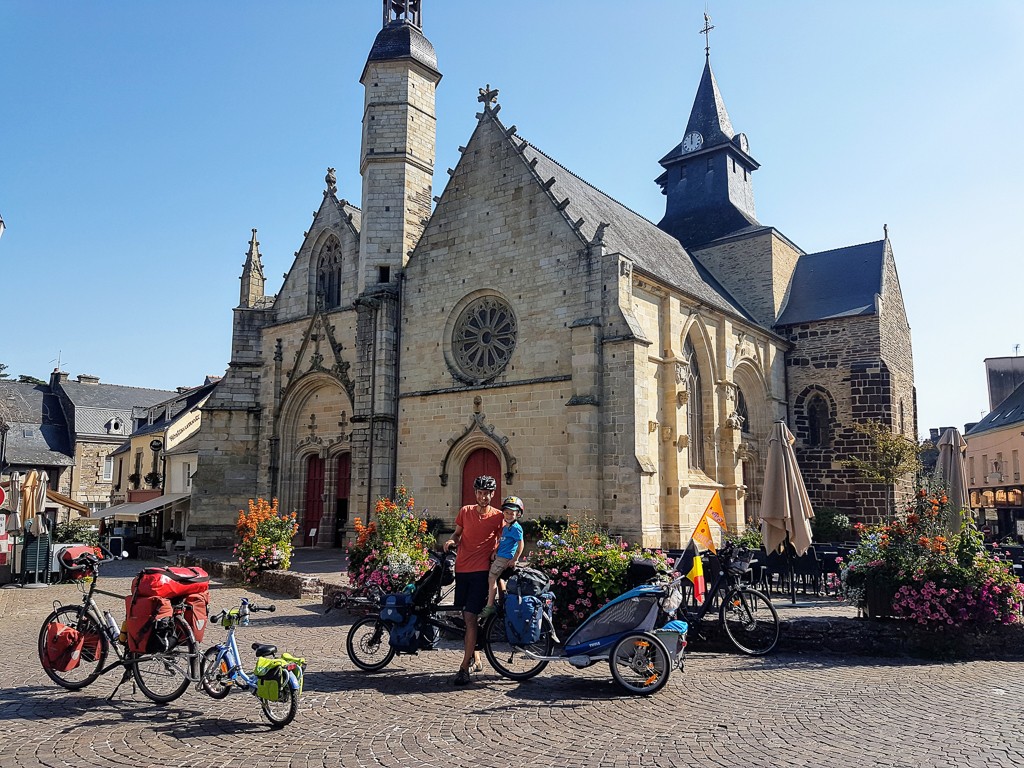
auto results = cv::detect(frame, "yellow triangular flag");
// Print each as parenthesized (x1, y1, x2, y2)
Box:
(691, 512, 717, 554)
(704, 490, 728, 532)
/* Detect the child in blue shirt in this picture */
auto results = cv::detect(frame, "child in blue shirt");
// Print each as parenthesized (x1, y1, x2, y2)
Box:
(479, 496, 525, 619)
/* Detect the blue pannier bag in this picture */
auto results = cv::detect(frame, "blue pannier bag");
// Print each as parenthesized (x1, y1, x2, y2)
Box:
(380, 592, 413, 624)
(504, 593, 547, 645)
(388, 613, 420, 653)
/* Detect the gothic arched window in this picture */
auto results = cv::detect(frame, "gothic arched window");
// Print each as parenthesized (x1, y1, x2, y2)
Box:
(735, 387, 750, 435)
(807, 394, 830, 447)
(316, 237, 343, 310)
(684, 338, 704, 470)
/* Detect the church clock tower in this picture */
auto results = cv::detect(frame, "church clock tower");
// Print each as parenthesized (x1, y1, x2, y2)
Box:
(656, 17, 759, 249)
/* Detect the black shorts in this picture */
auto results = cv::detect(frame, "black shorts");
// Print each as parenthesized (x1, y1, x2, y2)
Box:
(454, 571, 489, 615)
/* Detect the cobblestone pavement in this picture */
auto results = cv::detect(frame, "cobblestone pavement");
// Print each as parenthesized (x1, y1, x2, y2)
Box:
(2, 558, 1023, 768)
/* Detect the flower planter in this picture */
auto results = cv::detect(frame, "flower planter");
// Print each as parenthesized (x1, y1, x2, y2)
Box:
(863, 582, 896, 619)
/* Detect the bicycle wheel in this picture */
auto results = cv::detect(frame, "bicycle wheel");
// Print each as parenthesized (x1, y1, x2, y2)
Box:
(719, 586, 780, 655)
(346, 616, 396, 672)
(132, 617, 196, 703)
(38, 605, 108, 690)
(609, 631, 671, 696)
(199, 646, 232, 699)
(260, 678, 299, 728)
(482, 612, 552, 681)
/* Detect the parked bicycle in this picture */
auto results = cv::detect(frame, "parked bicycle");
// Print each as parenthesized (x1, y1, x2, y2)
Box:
(200, 598, 305, 728)
(325, 583, 385, 616)
(37, 545, 200, 703)
(345, 548, 464, 672)
(674, 541, 780, 655)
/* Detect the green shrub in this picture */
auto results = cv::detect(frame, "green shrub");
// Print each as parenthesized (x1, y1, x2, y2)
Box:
(812, 507, 856, 543)
(725, 526, 763, 550)
(520, 515, 567, 541)
(53, 519, 99, 546)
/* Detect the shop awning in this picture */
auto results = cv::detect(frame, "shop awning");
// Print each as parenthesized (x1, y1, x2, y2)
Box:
(94, 493, 190, 523)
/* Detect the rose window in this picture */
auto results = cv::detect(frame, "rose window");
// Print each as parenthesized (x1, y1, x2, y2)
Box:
(451, 296, 517, 382)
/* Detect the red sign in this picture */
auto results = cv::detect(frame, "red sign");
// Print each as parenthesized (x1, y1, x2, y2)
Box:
(0, 485, 6, 508)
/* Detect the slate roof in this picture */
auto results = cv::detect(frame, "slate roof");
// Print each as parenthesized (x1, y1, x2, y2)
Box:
(363, 19, 439, 79)
(518, 132, 753, 322)
(966, 381, 1024, 436)
(775, 240, 886, 326)
(59, 380, 175, 411)
(0, 381, 74, 467)
(661, 58, 735, 164)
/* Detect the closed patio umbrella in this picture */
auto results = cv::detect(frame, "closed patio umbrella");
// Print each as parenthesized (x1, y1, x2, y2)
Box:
(760, 421, 815, 604)
(1, 471, 22, 588)
(935, 427, 968, 533)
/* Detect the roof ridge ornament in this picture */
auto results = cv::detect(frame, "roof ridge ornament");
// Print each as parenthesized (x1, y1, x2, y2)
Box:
(325, 167, 337, 197)
(384, 0, 421, 29)
(478, 83, 499, 113)
(701, 12, 715, 59)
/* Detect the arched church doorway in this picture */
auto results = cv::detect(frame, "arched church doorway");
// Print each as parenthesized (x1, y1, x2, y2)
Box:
(461, 448, 501, 507)
(304, 455, 325, 543)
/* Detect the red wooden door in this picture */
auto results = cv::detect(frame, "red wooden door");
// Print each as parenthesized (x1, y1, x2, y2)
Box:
(461, 448, 501, 507)
(304, 455, 325, 542)
(335, 454, 351, 548)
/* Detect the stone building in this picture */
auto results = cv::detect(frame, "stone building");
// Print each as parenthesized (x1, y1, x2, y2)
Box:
(193, 3, 915, 548)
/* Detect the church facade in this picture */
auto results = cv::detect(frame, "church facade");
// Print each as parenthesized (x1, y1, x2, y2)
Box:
(191, 2, 915, 548)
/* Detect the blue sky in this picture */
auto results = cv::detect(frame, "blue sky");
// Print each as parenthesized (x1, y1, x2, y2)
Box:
(2, 1, 1022, 438)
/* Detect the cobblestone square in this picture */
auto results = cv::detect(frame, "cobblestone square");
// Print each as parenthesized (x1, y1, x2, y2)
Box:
(3, 559, 1022, 768)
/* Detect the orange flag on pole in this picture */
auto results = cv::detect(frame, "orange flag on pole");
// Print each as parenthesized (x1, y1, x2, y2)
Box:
(691, 512, 717, 554)
(704, 490, 728, 532)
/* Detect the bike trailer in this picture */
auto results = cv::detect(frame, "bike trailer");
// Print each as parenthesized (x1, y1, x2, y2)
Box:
(131, 566, 210, 598)
(506, 566, 553, 598)
(654, 619, 689, 666)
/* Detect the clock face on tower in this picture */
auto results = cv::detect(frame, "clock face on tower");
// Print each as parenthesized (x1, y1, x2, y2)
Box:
(682, 131, 704, 153)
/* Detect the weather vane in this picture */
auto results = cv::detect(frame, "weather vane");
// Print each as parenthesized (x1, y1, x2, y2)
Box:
(701, 12, 715, 58)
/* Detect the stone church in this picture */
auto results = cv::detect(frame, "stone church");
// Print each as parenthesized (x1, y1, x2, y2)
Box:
(192, 2, 915, 548)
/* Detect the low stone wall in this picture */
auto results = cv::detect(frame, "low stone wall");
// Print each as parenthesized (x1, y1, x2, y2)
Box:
(175, 553, 323, 600)
(692, 613, 1024, 660)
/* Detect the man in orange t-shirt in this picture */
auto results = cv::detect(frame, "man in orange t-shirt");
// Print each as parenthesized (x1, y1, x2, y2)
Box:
(443, 475, 504, 685)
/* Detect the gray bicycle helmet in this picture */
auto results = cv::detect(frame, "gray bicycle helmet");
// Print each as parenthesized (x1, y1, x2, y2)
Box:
(473, 475, 497, 491)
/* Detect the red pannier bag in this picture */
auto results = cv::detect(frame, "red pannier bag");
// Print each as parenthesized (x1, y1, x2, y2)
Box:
(43, 622, 85, 671)
(125, 594, 174, 653)
(59, 546, 99, 580)
(131, 566, 209, 599)
(183, 591, 210, 643)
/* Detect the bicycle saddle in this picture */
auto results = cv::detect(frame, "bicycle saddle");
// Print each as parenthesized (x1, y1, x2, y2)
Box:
(252, 643, 278, 657)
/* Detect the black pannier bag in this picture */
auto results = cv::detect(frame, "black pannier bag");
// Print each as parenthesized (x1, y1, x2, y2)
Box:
(506, 566, 553, 598)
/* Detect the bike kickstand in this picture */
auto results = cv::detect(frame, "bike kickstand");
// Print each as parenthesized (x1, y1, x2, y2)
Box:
(107, 665, 135, 701)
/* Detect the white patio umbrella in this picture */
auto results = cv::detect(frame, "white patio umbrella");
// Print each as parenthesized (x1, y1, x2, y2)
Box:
(761, 421, 815, 604)
(935, 427, 968, 532)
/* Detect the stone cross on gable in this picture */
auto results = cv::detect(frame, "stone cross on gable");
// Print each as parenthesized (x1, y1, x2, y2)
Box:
(307, 413, 318, 437)
(478, 84, 499, 109)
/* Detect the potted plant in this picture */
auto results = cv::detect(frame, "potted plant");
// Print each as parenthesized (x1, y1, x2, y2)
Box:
(144, 471, 162, 488)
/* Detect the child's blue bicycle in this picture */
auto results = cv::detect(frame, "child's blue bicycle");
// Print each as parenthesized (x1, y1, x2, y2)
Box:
(482, 567, 689, 696)
(199, 598, 305, 728)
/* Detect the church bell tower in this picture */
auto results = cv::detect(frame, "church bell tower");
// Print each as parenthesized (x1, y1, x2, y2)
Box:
(357, 0, 441, 293)
(657, 16, 759, 250)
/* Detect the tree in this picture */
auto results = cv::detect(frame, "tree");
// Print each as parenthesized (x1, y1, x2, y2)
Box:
(0, 362, 8, 379)
(844, 420, 921, 514)
(17, 375, 45, 385)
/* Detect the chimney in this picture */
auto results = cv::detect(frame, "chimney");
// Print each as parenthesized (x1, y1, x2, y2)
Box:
(50, 369, 69, 387)
(929, 428, 939, 442)
(76, 374, 101, 384)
